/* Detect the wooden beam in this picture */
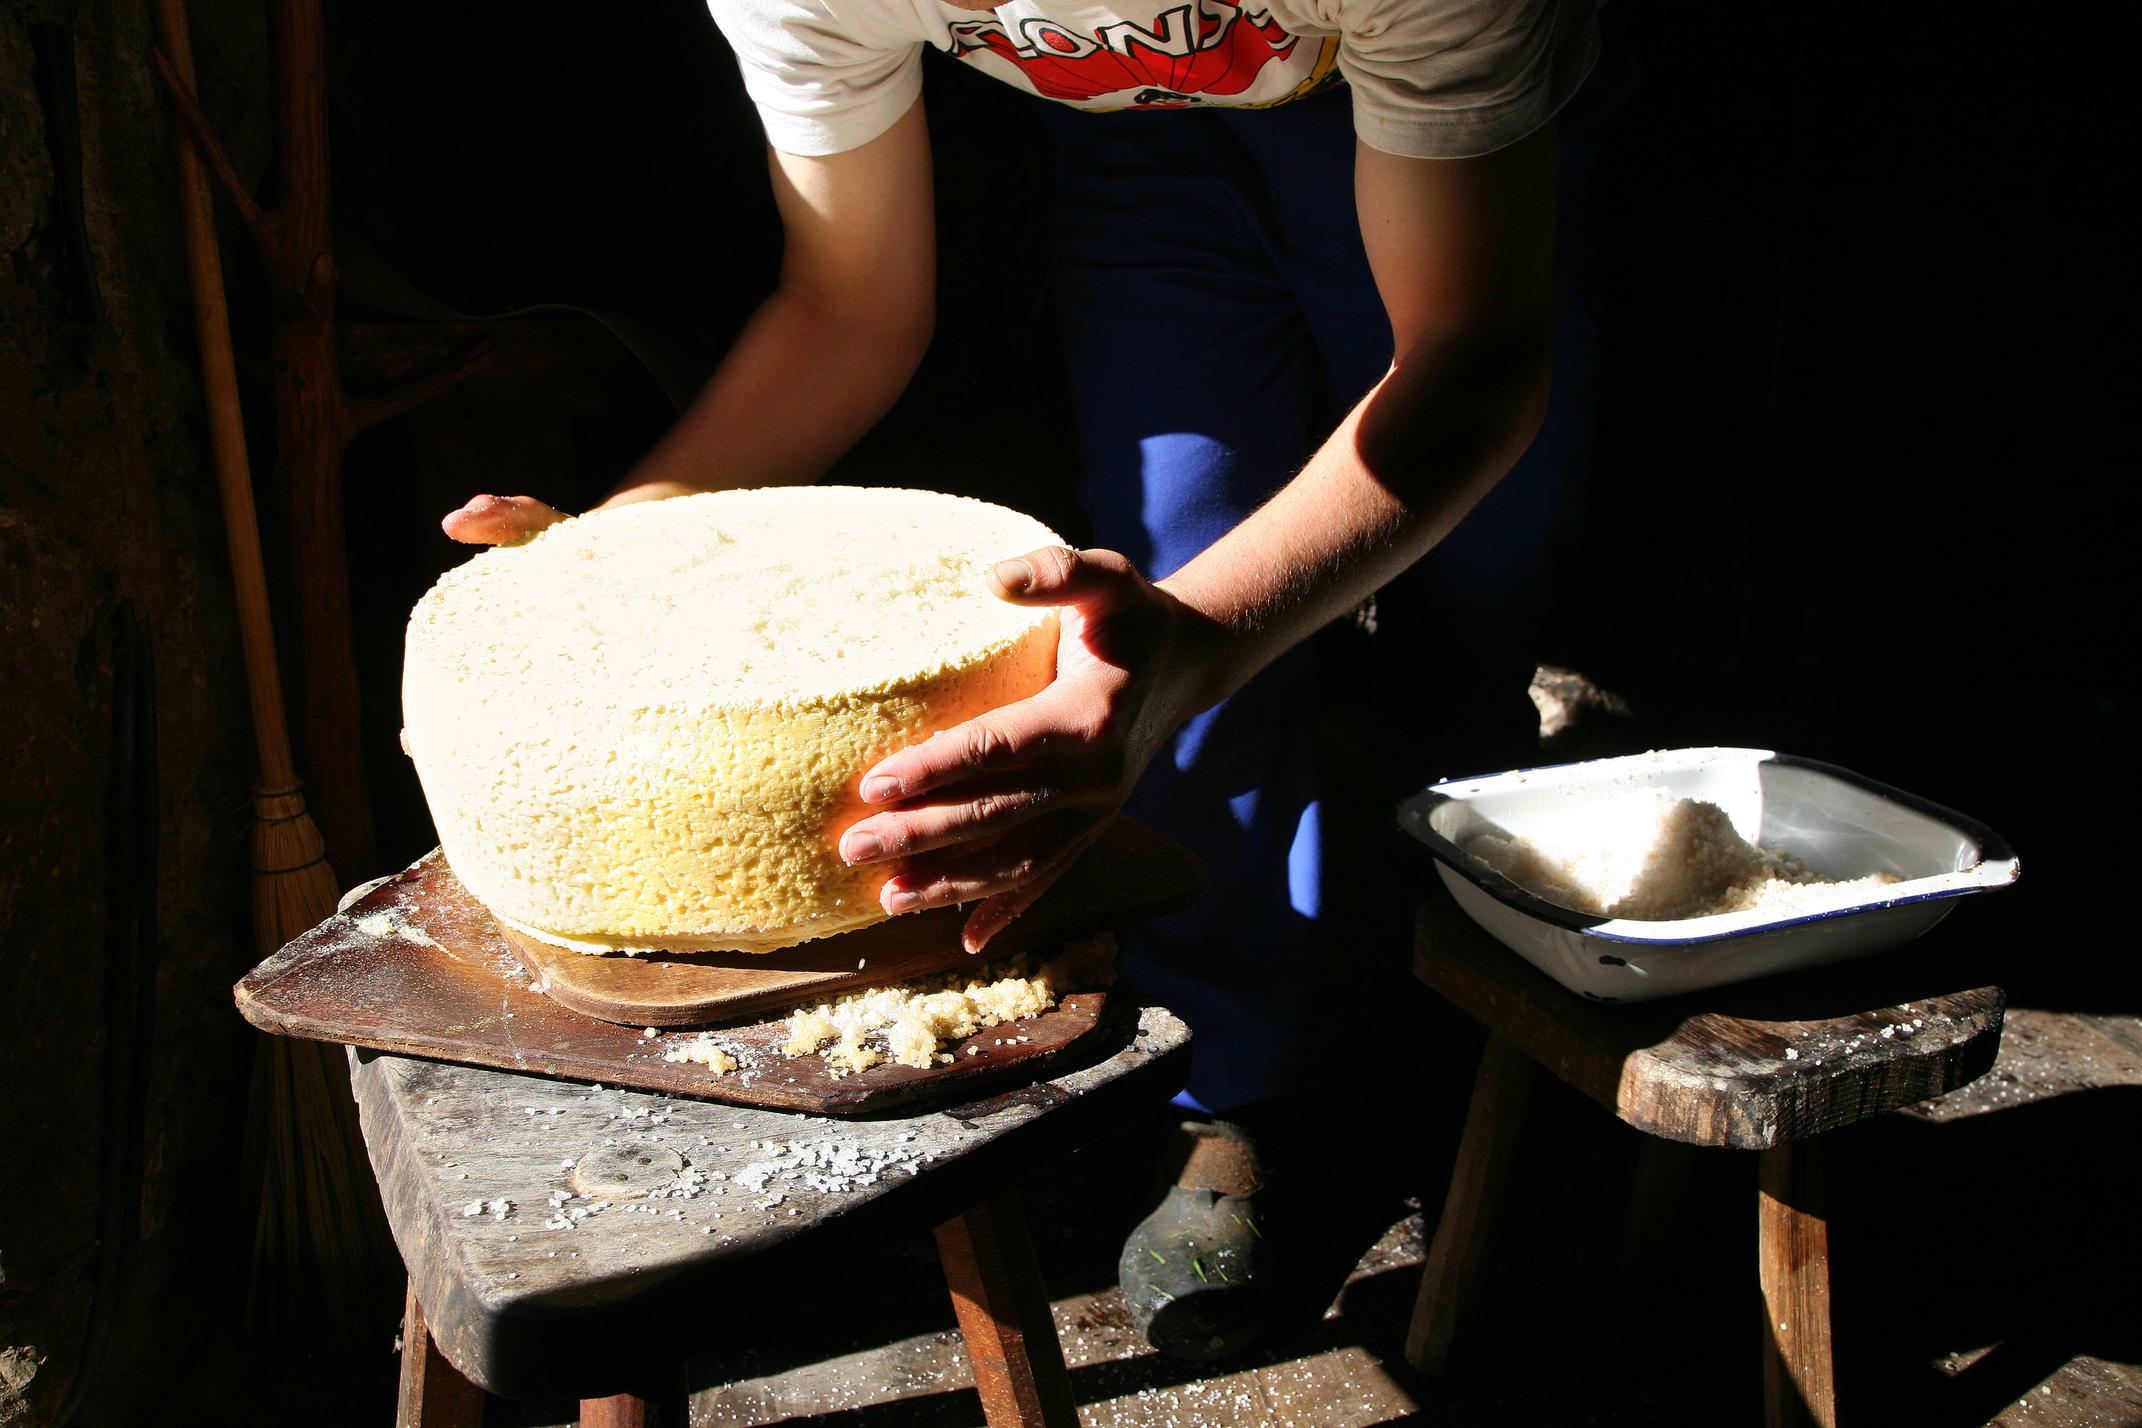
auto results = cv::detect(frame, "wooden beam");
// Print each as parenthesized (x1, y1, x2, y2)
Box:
(147, 44, 267, 241)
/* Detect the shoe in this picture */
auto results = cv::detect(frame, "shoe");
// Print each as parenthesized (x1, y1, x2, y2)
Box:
(1117, 1118, 1267, 1360)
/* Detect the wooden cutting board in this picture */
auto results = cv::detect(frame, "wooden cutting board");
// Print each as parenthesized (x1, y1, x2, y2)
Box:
(234, 817, 1203, 1114)
(500, 815, 1203, 1025)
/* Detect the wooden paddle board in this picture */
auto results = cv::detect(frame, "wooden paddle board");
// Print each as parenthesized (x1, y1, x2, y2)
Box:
(233, 817, 1202, 1113)
(502, 815, 1202, 1025)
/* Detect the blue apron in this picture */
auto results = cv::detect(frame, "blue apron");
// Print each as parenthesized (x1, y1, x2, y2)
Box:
(1034, 61, 1620, 1109)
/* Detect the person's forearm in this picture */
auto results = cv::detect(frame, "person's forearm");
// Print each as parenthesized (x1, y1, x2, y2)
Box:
(601, 282, 932, 508)
(1156, 325, 1551, 715)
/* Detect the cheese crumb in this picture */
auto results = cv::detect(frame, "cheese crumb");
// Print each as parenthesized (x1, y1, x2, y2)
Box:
(782, 935, 1114, 1071)
(662, 1035, 738, 1075)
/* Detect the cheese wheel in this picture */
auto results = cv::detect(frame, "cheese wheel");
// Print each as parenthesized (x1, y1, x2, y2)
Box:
(402, 487, 1061, 953)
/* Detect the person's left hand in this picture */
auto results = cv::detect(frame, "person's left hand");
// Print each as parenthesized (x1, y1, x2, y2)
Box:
(441, 493, 568, 545)
(837, 546, 1217, 952)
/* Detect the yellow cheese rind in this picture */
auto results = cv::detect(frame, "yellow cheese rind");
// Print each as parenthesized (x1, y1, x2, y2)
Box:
(402, 487, 1061, 952)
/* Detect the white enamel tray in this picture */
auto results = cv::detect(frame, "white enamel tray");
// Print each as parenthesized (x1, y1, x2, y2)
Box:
(1398, 747, 2020, 1002)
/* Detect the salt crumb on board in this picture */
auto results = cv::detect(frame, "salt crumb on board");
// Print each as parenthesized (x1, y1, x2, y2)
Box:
(352, 911, 442, 946)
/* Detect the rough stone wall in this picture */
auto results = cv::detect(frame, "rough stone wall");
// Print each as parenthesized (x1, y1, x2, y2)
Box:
(0, 3, 265, 1421)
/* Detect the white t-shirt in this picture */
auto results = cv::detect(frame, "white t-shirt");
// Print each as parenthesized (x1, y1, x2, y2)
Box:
(708, 0, 1599, 159)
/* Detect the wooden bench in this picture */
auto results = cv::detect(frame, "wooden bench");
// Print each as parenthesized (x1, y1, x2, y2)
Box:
(1405, 893, 2005, 1427)
(361, 1003, 1191, 1426)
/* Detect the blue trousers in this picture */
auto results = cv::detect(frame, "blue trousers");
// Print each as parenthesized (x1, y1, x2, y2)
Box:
(1038, 73, 1613, 1110)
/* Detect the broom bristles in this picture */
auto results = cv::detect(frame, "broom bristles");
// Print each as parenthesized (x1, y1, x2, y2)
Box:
(249, 783, 339, 952)
(241, 783, 398, 1345)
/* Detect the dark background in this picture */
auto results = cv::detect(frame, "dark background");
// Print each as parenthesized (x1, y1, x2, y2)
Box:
(0, 1, 2132, 1423)
(326, 1, 2134, 997)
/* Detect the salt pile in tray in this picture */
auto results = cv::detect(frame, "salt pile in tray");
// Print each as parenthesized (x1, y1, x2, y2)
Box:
(1464, 788, 1900, 920)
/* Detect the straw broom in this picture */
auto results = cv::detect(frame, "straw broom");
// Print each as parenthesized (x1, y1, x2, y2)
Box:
(149, 0, 396, 1344)
(149, 0, 493, 877)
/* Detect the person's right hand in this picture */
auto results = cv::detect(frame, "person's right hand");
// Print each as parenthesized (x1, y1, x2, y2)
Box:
(441, 493, 568, 545)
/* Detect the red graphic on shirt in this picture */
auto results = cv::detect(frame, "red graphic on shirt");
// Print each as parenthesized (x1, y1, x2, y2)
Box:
(947, 0, 1299, 105)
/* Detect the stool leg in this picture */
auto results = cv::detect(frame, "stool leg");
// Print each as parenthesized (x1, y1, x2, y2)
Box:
(936, 1189, 1079, 1428)
(1405, 1031, 1539, 1375)
(396, 1277, 486, 1428)
(1621, 1136, 1699, 1270)
(579, 1359, 690, 1428)
(1758, 1140, 1835, 1428)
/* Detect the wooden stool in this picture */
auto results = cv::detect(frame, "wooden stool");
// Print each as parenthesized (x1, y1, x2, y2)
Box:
(1404, 894, 2005, 1428)
(360, 1003, 1191, 1426)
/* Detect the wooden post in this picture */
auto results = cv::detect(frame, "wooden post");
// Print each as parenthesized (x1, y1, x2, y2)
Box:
(148, 0, 496, 878)
(259, 0, 374, 875)
(395, 1278, 485, 1428)
(1405, 1031, 1538, 1375)
(1758, 1140, 1836, 1428)
(936, 1191, 1079, 1428)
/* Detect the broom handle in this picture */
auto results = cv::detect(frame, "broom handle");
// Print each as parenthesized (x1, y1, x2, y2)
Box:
(150, 0, 299, 790)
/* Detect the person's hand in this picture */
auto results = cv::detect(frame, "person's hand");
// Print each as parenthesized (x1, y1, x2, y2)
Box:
(441, 493, 568, 545)
(837, 546, 1220, 953)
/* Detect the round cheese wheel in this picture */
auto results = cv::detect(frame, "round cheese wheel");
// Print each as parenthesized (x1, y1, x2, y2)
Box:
(402, 487, 1061, 953)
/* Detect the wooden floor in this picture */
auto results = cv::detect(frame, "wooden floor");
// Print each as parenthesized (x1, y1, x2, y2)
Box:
(698, 1223, 1430, 1427)
(475, 1008, 2142, 1428)
(1901, 1010, 2142, 1428)
(1905, 1008, 2142, 1124)
(687, 1209, 2142, 1428)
